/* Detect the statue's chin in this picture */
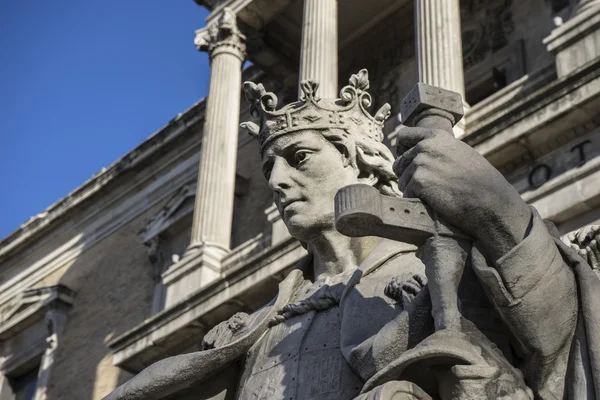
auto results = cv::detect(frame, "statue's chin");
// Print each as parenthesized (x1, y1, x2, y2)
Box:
(284, 215, 336, 243)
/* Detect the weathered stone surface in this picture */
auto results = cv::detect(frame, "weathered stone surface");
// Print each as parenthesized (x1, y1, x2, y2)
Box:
(3, 2, 600, 399)
(104, 70, 600, 399)
(160, 8, 248, 308)
(48, 207, 158, 400)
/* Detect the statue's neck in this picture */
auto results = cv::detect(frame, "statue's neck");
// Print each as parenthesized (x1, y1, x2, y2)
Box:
(307, 230, 381, 279)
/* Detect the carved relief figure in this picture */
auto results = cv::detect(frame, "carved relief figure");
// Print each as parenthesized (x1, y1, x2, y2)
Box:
(105, 70, 600, 400)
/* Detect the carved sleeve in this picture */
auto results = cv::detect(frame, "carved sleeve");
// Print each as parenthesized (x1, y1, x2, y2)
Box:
(470, 207, 578, 391)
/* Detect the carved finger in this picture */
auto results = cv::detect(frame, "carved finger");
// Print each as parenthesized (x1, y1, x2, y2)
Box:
(393, 146, 420, 179)
(587, 226, 600, 244)
(383, 284, 396, 300)
(395, 126, 435, 155)
(576, 227, 591, 245)
(401, 169, 426, 199)
(402, 280, 421, 296)
(401, 291, 416, 308)
(568, 243, 580, 253)
(413, 273, 428, 287)
(396, 155, 420, 192)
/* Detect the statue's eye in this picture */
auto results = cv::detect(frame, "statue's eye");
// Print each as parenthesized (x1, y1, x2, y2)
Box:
(294, 150, 312, 165)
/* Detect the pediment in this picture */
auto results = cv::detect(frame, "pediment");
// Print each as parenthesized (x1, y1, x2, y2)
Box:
(0, 285, 74, 341)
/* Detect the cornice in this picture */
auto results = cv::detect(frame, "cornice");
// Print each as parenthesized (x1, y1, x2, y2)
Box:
(0, 100, 206, 263)
(464, 58, 600, 155)
(0, 284, 75, 341)
(107, 237, 303, 362)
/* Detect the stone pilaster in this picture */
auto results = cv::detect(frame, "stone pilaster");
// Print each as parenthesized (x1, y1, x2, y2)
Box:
(162, 8, 246, 308)
(415, 0, 467, 137)
(544, 0, 600, 78)
(32, 287, 73, 400)
(299, 0, 338, 98)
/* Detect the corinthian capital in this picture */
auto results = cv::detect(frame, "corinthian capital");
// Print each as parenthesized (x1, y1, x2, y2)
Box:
(194, 7, 246, 60)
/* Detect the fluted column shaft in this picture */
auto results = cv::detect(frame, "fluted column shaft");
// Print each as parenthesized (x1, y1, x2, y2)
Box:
(191, 8, 246, 255)
(416, 0, 465, 97)
(299, 0, 338, 98)
(415, 0, 466, 135)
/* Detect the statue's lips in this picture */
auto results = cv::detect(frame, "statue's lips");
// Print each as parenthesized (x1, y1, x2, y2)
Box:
(281, 199, 302, 213)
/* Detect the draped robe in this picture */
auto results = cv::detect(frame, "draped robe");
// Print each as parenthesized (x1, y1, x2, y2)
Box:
(104, 208, 600, 400)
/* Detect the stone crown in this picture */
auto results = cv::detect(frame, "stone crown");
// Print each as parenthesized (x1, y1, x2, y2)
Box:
(240, 69, 392, 151)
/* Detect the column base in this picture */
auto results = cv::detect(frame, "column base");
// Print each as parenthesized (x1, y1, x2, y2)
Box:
(161, 244, 229, 308)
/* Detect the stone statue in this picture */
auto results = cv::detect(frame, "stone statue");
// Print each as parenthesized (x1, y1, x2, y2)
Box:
(104, 70, 600, 400)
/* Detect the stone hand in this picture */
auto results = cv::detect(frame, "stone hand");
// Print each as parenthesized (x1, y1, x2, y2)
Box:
(393, 126, 532, 261)
(384, 274, 428, 308)
(563, 225, 600, 274)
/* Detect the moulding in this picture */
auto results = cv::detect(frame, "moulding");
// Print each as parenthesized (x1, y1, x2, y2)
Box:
(0, 285, 74, 341)
(108, 237, 304, 372)
(0, 101, 206, 262)
(465, 58, 600, 156)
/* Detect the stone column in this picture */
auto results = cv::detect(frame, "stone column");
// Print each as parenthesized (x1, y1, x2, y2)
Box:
(191, 7, 246, 257)
(299, 0, 338, 98)
(161, 8, 245, 307)
(415, 0, 467, 137)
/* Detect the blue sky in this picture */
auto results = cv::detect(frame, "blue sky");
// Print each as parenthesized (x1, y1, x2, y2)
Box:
(0, 2, 210, 239)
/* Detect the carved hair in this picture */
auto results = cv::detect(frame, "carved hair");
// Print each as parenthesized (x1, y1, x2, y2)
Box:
(321, 127, 402, 198)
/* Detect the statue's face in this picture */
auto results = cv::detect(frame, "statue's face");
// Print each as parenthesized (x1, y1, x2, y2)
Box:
(262, 130, 360, 241)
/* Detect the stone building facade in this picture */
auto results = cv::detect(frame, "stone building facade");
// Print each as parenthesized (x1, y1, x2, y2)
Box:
(0, 0, 599, 399)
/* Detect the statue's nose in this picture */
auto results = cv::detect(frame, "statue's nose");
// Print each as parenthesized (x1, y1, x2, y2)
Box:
(268, 158, 292, 193)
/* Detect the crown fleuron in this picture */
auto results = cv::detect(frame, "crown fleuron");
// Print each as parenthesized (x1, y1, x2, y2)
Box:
(240, 69, 391, 151)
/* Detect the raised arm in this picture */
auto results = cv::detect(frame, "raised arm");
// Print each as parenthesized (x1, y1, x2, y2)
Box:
(392, 127, 579, 395)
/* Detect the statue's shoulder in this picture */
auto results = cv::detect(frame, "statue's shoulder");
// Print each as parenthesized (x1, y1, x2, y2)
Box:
(201, 311, 254, 350)
(359, 239, 421, 280)
(201, 267, 309, 350)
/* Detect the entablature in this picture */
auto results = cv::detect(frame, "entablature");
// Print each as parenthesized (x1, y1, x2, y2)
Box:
(465, 58, 600, 169)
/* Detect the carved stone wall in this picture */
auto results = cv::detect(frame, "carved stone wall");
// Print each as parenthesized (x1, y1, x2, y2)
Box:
(507, 126, 600, 191)
(460, 0, 562, 104)
(341, 2, 417, 136)
(231, 138, 274, 248)
(461, 0, 515, 71)
(339, 0, 561, 123)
